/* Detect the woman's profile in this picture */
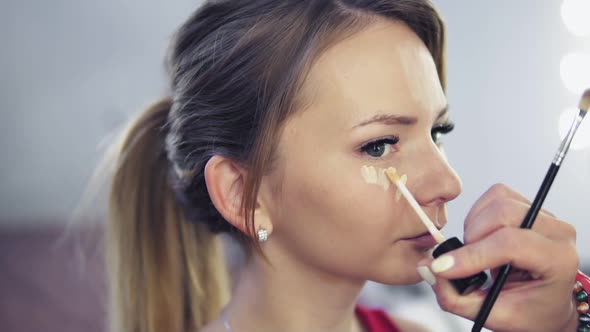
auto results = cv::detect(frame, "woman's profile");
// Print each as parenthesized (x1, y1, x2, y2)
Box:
(106, 1, 580, 331)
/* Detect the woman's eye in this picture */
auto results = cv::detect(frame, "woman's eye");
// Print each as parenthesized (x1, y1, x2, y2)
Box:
(360, 137, 399, 158)
(431, 122, 454, 144)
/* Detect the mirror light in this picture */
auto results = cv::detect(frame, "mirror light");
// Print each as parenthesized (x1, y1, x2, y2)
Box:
(560, 52, 590, 95)
(561, 0, 590, 37)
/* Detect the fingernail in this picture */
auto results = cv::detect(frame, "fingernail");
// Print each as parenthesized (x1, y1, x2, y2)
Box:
(431, 255, 455, 273)
(417, 265, 436, 285)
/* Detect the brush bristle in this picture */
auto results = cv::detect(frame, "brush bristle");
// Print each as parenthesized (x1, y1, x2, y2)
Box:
(580, 88, 590, 112)
(385, 167, 400, 182)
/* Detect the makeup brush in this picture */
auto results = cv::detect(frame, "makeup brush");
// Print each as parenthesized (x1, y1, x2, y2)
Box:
(472, 88, 590, 332)
(385, 168, 489, 294)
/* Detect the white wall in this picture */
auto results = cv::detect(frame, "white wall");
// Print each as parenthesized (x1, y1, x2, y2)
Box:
(435, 0, 590, 254)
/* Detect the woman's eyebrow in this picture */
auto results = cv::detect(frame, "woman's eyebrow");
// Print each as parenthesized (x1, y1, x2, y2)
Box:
(436, 105, 449, 121)
(352, 104, 449, 129)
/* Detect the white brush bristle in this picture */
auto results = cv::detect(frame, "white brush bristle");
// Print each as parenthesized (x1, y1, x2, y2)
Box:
(580, 88, 590, 112)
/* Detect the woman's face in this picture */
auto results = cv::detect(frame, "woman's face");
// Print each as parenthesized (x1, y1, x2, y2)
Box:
(259, 20, 462, 285)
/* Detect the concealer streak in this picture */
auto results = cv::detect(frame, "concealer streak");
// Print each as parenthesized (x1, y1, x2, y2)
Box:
(360, 165, 407, 193)
(360, 165, 378, 184)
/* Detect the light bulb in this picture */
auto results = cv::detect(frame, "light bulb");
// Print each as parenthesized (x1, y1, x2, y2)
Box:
(561, 0, 590, 37)
(560, 52, 590, 95)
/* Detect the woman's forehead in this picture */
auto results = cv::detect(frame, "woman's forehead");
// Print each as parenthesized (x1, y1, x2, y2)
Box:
(298, 19, 447, 128)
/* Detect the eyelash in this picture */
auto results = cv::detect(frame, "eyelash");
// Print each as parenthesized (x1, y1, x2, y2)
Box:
(360, 122, 455, 159)
(360, 136, 400, 159)
(431, 122, 455, 144)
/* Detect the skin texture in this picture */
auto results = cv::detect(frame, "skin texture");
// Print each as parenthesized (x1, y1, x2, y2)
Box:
(203, 19, 578, 332)
(258, 19, 459, 287)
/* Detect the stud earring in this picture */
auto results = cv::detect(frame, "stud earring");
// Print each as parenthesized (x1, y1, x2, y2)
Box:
(257, 227, 269, 243)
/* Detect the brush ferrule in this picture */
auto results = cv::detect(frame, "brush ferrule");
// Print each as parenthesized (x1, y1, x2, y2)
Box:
(553, 109, 586, 165)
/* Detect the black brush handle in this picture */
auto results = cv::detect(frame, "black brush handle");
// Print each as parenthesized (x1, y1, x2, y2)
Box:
(472, 163, 560, 332)
(520, 163, 560, 229)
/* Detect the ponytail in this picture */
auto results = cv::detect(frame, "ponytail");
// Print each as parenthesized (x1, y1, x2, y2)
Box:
(106, 98, 229, 332)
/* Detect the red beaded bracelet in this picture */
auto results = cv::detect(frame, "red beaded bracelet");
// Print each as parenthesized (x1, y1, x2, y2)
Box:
(574, 271, 590, 332)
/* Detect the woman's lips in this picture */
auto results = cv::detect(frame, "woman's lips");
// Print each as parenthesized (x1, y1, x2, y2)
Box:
(401, 231, 439, 248)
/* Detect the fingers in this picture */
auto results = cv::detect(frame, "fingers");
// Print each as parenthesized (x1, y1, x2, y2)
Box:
(428, 273, 486, 319)
(463, 184, 576, 244)
(464, 197, 576, 244)
(465, 183, 555, 223)
(418, 183, 580, 331)
(417, 227, 578, 328)
(427, 271, 558, 326)
(429, 227, 578, 281)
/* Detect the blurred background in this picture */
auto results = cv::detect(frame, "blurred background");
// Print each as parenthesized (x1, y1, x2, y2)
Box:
(1, 0, 589, 331)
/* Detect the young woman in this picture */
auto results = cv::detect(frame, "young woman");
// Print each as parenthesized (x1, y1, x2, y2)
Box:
(107, 1, 580, 331)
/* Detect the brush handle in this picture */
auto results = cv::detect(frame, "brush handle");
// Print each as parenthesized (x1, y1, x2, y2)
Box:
(521, 163, 559, 228)
(471, 163, 560, 332)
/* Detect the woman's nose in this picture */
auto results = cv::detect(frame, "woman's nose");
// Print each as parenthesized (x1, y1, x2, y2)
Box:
(412, 142, 462, 207)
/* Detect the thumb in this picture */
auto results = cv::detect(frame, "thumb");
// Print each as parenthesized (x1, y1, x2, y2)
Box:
(429, 228, 555, 280)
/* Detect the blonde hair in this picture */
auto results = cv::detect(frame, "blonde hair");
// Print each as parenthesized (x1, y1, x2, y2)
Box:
(106, 1, 446, 331)
(107, 98, 229, 332)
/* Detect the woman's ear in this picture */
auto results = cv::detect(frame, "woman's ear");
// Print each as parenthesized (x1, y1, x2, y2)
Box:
(204, 155, 273, 239)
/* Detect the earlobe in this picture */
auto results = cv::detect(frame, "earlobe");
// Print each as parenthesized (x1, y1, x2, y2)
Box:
(253, 206, 273, 242)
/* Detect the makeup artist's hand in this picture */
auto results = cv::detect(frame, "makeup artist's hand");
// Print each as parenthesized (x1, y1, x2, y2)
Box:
(419, 183, 579, 332)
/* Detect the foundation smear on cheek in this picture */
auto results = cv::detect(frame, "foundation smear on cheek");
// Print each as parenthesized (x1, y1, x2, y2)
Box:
(360, 165, 407, 199)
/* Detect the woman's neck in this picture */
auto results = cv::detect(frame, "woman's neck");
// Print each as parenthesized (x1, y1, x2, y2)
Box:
(224, 246, 368, 332)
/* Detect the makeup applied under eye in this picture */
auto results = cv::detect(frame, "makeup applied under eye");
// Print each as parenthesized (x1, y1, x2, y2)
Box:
(360, 165, 407, 200)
